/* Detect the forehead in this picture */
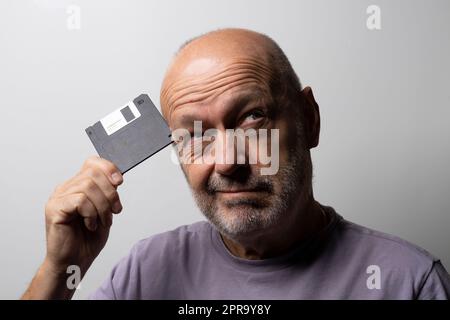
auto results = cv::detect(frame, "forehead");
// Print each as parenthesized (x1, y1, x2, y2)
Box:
(162, 57, 275, 126)
(170, 84, 272, 126)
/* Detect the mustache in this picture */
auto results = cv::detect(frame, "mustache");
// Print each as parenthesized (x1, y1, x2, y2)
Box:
(206, 173, 274, 195)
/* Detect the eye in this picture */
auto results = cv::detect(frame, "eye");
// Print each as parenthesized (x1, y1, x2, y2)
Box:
(240, 109, 265, 125)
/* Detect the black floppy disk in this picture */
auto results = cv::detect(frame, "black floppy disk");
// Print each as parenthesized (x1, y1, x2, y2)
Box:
(85, 94, 172, 173)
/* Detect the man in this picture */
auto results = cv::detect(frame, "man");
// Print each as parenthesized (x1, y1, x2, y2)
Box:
(22, 28, 450, 299)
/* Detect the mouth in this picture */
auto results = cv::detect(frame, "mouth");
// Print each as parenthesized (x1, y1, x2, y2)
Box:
(217, 189, 259, 193)
(215, 189, 269, 196)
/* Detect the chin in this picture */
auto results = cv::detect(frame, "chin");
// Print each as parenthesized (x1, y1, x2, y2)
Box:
(212, 204, 280, 238)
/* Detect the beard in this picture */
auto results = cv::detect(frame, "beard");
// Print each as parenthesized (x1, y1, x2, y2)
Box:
(190, 139, 311, 239)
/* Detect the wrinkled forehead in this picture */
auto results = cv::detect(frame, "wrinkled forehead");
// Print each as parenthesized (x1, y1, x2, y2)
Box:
(161, 54, 276, 126)
(171, 84, 274, 131)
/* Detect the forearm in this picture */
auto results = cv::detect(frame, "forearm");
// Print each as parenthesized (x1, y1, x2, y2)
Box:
(21, 259, 81, 300)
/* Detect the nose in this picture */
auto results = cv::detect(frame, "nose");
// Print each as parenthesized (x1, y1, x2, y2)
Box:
(213, 130, 248, 176)
(214, 161, 242, 176)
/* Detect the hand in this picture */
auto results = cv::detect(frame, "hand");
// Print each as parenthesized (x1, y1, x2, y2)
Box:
(43, 156, 123, 274)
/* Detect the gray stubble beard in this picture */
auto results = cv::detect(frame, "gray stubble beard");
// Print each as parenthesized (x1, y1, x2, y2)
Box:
(191, 140, 311, 240)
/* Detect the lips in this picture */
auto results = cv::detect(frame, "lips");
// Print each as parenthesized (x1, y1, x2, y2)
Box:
(215, 188, 268, 194)
(217, 189, 258, 193)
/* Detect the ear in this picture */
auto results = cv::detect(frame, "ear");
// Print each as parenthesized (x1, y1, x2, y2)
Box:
(300, 86, 321, 148)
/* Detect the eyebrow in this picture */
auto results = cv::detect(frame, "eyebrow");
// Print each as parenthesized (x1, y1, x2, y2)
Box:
(178, 114, 201, 129)
(175, 89, 271, 128)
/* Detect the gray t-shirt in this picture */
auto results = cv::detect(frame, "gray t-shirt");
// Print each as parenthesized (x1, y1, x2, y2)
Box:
(90, 206, 450, 299)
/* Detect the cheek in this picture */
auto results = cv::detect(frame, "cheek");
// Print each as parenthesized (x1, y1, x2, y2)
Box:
(278, 129, 291, 164)
(271, 120, 293, 166)
(183, 163, 213, 192)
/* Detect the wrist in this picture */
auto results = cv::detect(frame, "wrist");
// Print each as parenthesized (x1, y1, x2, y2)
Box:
(41, 259, 69, 279)
(21, 259, 80, 300)
(38, 258, 89, 298)
(42, 256, 91, 278)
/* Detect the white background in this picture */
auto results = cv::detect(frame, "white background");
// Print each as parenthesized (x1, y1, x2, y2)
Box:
(0, 0, 449, 299)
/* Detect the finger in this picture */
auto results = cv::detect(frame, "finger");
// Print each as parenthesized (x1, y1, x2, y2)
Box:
(56, 193, 99, 231)
(83, 167, 122, 214)
(62, 175, 122, 215)
(82, 156, 123, 187)
(103, 212, 113, 228)
(61, 178, 111, 228)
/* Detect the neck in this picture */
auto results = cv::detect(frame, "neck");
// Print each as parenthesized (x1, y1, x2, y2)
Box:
(219, 197, 327, 260)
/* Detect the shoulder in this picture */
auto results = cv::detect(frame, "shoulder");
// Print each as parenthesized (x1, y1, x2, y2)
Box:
(131, 220, 212, 257)
(124, 220, 213, 274)
(91, 221, 212, 299)
(333, 217, 444, 295)
(337, 218, 438, 266)
(334, 218, 450, 298)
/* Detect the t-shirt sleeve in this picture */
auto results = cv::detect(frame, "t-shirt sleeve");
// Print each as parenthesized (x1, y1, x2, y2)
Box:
(416, 260, 450, 300)
(88, 275, 116, 300)
(87, 231, 184, 300)
(88, 243, 141, 300)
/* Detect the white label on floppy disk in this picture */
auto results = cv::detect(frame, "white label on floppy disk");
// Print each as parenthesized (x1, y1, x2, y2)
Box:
(100, 100, 141, 135)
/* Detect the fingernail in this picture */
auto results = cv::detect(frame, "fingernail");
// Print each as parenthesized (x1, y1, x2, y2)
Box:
(111, 172, 123, 185)
(112, 201, 122, 213)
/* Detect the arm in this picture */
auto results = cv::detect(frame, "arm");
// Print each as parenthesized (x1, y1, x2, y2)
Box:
(21, 156, 124, 300)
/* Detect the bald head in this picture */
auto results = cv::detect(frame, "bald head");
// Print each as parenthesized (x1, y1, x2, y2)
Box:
(160, 28, 302, 124)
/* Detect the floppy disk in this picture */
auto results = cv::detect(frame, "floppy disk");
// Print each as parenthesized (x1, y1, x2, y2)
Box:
(85, 94, 172, 173)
